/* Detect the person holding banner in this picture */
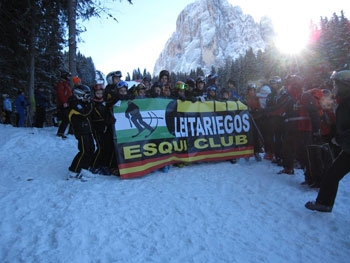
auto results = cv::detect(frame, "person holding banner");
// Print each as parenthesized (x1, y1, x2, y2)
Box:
(206, 86, 217, 101)
(103, 71, 125, 176)
(193, 76, 206, 102)
(90, 83, 111, 175)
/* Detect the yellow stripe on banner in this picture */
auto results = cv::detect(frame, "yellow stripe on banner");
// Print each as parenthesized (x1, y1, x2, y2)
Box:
(215, 101, 227, 112)
(177, 100, 248, 113)
(177, 100, 214, 113)
(120, 149, 254, 175)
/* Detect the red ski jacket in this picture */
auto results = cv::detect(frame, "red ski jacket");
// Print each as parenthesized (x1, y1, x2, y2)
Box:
(56, 80, 72, 107)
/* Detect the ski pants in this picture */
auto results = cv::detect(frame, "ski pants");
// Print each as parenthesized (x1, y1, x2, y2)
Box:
(34, 107, 46, 128)
(69, 134, 95, 173)
(91, 130, 110, 169)
(316, 150, 350, 207)
(57, 106, 69, 135)
(272, 117, 285, 160)
(17, 110, 25, 127)
(105, 125, 118, 168)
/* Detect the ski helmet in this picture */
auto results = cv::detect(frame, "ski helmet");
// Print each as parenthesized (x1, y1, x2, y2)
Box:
(175, 81, 187, 90)
(196, 76, 205, 84)
(117, 81, 128, 89)
(152, 81, 163, 89)
(330, 70, 350, 98)
(106, 71, 122, 85)
(61, 71, 72, 81)
(186, 78, 196, 88)
(207, 86, 217, 92)
(73, 85, 91, 101)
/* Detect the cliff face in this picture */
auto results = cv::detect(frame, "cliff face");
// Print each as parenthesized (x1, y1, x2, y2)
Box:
(153, 0, 274, 75)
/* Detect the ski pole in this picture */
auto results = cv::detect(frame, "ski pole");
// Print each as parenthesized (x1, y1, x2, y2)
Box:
(249, 113, 264, 144)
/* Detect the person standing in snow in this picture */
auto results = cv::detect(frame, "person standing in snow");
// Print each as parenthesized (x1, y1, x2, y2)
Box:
(56, 71, 72, 138)
(103, 71, 124, 176)
(34, 86, 49, 128)
(67, 85, 95, 181)
(2, 94, 13, 125)
(15, 90, 27, 127)
(90, 83, 111, 175)
(305, 70, 350, 212)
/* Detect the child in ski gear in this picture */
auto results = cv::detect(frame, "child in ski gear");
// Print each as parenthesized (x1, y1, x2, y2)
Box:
(206, 86, 217, 101)
(193, 76, 206, 102)
(56, 71, 72, 138)
(90, 83, 111, 175)
(67, 84, 95, 180)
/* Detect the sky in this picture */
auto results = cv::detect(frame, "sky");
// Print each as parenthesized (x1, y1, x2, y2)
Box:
(77, 0, 350, 78)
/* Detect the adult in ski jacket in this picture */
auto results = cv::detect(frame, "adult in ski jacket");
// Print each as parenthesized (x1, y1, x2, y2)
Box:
(2, 94, 12, 124)
(305, 70, 350, 212)
(34, 87, 49, 128)
(56, 71, 72, 137)
(15, 90, 27, 127)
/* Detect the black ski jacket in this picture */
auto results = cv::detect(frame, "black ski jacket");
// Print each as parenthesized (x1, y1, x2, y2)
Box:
(68, 96, 93, 136)
(91, 100, 109, 134)
(335, 97, 350, 153)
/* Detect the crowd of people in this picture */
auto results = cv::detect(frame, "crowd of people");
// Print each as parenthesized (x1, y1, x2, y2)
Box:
(2, 68, 350, 213)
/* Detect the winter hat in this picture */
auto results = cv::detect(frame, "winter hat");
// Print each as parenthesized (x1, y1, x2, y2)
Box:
(73, 77, 81, 86)
(256, 85, 271, 98)
(159, 70, 170, 81)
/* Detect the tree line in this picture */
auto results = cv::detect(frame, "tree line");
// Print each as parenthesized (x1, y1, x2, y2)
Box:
(0, 0, 132, 122)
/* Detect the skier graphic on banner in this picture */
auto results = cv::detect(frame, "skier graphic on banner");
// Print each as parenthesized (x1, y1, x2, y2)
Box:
(125, 101, 154, 137)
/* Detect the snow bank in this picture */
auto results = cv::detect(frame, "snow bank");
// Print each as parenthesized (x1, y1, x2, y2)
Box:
(0, 124, 349, 263)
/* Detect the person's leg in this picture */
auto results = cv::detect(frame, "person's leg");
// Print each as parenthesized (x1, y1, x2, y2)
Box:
(316, 151, 350, 207)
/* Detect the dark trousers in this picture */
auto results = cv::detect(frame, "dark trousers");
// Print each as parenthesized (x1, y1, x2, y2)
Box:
(4, 110, 12, 124)
(282, 129, 299, 170)
(34, 107, 46, 128)
(57, 106, 69, 135)
(260, 116, 273, 153)
(69, 134, 95, 173)
(298, 131, 313, 183)
(316, 150, 350, 207)
(272, 117, 285, 160)
(105, 125, 118, 168)
(91, 130, 110, 168)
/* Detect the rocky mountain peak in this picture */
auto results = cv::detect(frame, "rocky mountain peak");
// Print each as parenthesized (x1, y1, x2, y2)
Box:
(153, 0, 274, 76)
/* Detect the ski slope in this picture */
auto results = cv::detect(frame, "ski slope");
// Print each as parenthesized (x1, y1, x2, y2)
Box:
(0, 124, 349, 263)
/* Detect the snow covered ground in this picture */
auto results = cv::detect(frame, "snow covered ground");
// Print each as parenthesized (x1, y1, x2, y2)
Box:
(0, 124, 349, 263)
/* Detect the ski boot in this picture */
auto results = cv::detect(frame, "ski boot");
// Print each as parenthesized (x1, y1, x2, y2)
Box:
(263, 153, 274, 161)
(67, 171, 88, 182)
(305, 201, 332, 212)
(277, 168, 294, 175)
(254, 153, 262, 162)
(161, 165, 169, 173)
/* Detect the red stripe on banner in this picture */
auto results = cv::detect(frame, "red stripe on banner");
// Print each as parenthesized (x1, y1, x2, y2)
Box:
(120, 152, 253, 179)
(118, 146, 253, 169)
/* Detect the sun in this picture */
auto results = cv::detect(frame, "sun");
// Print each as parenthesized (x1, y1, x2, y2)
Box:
(274, 28, 309, 54)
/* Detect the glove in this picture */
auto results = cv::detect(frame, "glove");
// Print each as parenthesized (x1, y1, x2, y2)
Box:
(199, 96, 205, 103)
(191, 97, 197, 103)
(312, 130, 322, 144)
(331, 137, 339, 146)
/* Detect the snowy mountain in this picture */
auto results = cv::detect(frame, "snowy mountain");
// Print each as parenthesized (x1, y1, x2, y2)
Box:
(1, 124, 350, 262)
(153, 0, 275, 75)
